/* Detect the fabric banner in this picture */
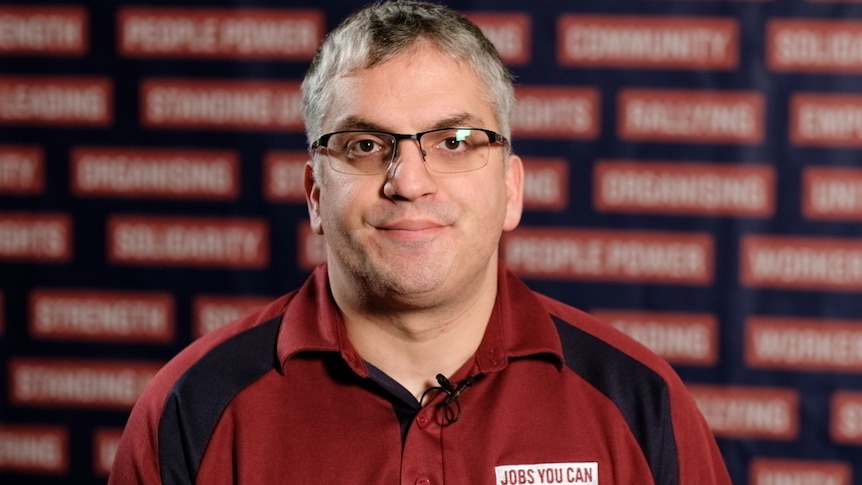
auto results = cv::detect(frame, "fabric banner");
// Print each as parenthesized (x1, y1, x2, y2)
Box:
(2, 1, 862, 483)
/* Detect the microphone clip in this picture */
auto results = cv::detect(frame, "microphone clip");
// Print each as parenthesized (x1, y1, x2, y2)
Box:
(419, 373, 476, 426)
(436, 374, 474, 405)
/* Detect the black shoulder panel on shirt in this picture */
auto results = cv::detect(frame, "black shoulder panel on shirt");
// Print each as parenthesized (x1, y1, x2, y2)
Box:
(158, 315, 282, 484)
(551, 315, 679, 485)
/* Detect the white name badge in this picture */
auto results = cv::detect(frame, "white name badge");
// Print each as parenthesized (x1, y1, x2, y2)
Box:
(495, 462, 599, 485)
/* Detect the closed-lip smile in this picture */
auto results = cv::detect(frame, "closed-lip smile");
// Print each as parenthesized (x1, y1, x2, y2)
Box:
(382, 219, 443, 231)
(377, 218, 449, 241)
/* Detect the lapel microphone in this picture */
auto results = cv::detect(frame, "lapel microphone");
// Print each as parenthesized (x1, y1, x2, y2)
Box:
(436, 374, 475, 403)
(432, 373, 476, 425)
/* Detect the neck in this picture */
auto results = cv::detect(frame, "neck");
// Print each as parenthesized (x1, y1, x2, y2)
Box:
(346, 309, 489, 400)
(334, 267, 498, 400)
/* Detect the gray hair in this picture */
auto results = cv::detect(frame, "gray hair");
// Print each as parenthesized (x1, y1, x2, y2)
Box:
(301, 1, 515, 146)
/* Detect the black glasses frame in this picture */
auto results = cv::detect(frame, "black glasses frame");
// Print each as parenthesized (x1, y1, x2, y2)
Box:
(311, 127, 508, 154)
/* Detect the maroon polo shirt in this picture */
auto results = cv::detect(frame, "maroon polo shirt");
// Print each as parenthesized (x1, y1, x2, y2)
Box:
(109, 263, 730, 485)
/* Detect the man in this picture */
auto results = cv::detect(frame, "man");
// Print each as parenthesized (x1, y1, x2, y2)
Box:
(109, 1, 732, 484)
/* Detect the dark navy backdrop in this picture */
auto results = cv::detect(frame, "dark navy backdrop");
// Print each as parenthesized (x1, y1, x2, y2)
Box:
(3, 1, 862, 484)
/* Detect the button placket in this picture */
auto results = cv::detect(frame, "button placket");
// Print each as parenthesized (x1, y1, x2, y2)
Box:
(401, 398, 443, 485)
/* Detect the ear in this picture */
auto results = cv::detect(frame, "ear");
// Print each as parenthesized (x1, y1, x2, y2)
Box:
(304, 160, 324, 235)
(503, 154, 524, 231)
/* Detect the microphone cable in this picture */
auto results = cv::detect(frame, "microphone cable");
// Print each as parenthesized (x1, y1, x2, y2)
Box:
(419, 373, 476, 425)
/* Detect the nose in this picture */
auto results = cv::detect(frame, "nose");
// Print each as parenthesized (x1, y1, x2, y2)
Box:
(382, 138, 437, 200)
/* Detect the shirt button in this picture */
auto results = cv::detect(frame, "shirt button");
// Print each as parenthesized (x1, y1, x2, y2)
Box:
(415, 413, 430, 428)
(415, 476, 431, 485)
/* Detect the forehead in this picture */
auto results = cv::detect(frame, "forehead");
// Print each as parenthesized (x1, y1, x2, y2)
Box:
(324, 45, 497, 133)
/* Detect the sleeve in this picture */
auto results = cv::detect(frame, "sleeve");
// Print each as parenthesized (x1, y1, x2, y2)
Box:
(108, 354, 192, 485)
(108, 392, 165, 485)
(669, 379, 733, 484)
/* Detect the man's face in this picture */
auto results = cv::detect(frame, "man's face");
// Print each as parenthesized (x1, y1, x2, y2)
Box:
(305, 42, 523, 308)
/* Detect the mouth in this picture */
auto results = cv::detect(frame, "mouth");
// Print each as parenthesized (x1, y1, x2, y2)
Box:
(377, 218, 448, 240)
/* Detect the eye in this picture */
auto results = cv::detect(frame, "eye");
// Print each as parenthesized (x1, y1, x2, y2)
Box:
(344, 133, 390, 158)
(442, 137, 465, 151)
(353, 139, 379, 154)
(433, 129, 474, 154)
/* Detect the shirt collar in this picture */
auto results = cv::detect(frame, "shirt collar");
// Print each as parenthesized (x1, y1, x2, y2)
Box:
(276, 264, 368, 376)
(472, 260, 565, 373)
(276, 262, 564, 376)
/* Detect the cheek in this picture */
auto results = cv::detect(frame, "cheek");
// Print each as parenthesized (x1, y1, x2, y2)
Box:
(318, 191, 347, 226)
(317, 179, 370, 227)
(464, 186, 508, 227)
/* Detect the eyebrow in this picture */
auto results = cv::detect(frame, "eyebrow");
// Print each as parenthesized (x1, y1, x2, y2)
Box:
(334, 116, 383, 132)
(333, 113, 487, 133)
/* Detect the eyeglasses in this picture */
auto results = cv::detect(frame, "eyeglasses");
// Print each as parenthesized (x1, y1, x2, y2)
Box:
(311, 127, 509, 175)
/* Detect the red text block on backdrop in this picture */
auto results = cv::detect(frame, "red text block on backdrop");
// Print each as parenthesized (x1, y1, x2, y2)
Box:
(558, 15, 738, 69)
(107, 215, 269, 268)
(118, 7, 322, 59)
(465, 13, 531, 66)
(594, 160, 775, 217)
(804, 166, 862, 220)
(791, 93, 862, 147)
(768, 19, 862, 73)
(0, 76, 111, 126)
(741, 235, 862, 291)
(140, 78, 303, 131)
(513, 86, 600, 139)
(746, 316, 862, 373)
(193, 295, 272, 338)
(0, 424, 68, 475)
(522, 158, 569, 210)
(29, 289, 175, 343)
(0, 144, 43, 194)
(831, 391, 862, 445)
(749, 458, 852, 485)
(0, 6, 87, 56)
(264, 151, 307, 203)
(618, 89, 764, 144)
(0, 212, 72, 263)
(92, 428, 123, 477)
(9, 358, 161, 410)
(71, 146, 240, 200)
(591, 309, 719, 366)
(688, 385, 799, 440)
(503, 228, 714, 285)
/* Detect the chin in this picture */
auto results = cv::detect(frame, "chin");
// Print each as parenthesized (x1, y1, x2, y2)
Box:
(369, 266, 447, 297)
